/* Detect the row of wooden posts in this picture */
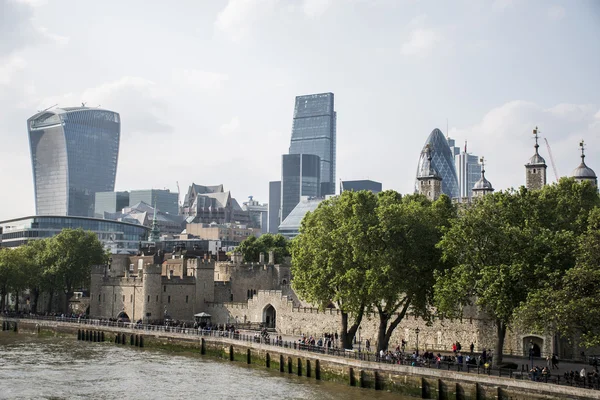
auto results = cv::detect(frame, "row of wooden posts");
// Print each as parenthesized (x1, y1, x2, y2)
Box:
(2, 321, 17, 332)
(76, 329, 144, 348)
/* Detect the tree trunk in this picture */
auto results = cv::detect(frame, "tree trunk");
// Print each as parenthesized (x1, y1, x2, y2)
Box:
(14, 290, 19, 312)
(0, 284, 6, 311)
(376, 310, 390, 352)
(341, 310, 365, 350)
(64, 290, 73, 315)
(494, 319, 507, 367)
(32, 287, 40, 314)
(47, 291, 54, 314)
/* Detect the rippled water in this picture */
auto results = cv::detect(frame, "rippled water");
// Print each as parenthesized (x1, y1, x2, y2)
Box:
(0, 333, 410, 400)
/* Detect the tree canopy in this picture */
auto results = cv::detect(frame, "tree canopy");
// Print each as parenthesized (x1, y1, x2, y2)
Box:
(434, 178, 600, 364)
(236, 233, 290, 264)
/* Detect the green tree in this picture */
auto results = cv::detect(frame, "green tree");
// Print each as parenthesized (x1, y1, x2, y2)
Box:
(20, 239, 52, 313)
(0, 248, 26, 311)
(518, 206, 600, 348)
(237, 233, 290, 263)
(45, 229, 107, 313)
(369, 192, 455, 352)
(292, 190, 377, 349)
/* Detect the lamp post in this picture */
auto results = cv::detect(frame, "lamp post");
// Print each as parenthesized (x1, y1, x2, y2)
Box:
(415, 327, 420, 357)
(358, 326, 362, 352)
(529, 340, 534, 370)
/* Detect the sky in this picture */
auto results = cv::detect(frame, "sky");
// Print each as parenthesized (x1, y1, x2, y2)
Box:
(1, 0, 599, 221)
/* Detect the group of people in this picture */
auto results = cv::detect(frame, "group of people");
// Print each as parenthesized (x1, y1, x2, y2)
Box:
(296, 332, 338, 349)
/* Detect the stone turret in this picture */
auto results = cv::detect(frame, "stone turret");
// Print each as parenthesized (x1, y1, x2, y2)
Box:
(525, 127, 547, 191)
(417, 144, 442, 201)
(571, 140, 597, 187)
(142, 263, 162, 322)
(472, 156, 494, 198)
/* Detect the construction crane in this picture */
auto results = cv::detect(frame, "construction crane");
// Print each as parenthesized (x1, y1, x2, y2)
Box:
(176, 181, 182, 207)
(544, 138, 560, 182)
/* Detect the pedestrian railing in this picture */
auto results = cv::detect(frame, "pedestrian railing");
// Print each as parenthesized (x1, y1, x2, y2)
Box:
(2, 314, 599, 391)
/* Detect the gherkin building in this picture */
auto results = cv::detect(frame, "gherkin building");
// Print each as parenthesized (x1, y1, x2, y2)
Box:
(414, 128, 459, 198)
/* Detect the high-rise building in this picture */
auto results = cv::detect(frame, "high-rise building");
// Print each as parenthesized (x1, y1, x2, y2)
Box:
(455, 142, 482, 200)
(289, 93, 336, 195)
(267, 181, 281, 234)
(415, 129, 459, 199)
(280, 154, 321, 224)
(94, 191, 130, 217)
(28, 106, 120, 217)
(340, 180, 382, 193)
(129, 189, 179, 215)
(242, 196, 268, 234)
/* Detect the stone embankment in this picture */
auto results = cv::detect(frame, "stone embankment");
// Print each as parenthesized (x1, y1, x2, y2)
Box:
(1, 317, 598, 400)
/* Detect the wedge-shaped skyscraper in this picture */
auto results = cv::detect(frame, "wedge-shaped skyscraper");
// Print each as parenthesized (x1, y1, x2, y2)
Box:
(28, 107, 121, 217)
(415, 128, 459, 199)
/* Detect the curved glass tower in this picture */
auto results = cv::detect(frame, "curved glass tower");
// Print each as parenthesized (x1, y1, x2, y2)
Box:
(415, 128, 459, 199)
(28, 107, 120, 217)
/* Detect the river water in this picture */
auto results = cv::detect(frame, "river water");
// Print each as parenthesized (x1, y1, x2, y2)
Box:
(0, 333, 411, 400)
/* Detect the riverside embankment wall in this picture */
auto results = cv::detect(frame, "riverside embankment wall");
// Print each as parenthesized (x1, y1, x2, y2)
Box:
(3, 318, 598, 400)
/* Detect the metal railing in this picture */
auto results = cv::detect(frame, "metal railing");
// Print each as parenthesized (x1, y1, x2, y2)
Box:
(2, 314, 599, 391)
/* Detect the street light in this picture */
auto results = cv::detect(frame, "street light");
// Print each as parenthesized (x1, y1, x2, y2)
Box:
(529, 340, 535, 370)
(415, 327, 420, 357)
(358, 326, 362, 352)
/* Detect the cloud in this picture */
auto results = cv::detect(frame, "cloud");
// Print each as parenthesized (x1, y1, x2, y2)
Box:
(37, 77, 173, 135)
(0, 55, 27, 85)
(400, 28, 440, 56)
(215, 0, 279, 42)
(219, 116, 241, 136)
(547, 5, 565, 21)
(0, 0, 69, 54)
(302, 0, 333, 18)
(492, 0, 519, 12)
(172, 69, 229, 90)
(449, 100, 599, 191)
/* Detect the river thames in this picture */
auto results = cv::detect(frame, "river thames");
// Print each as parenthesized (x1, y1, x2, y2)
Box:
(0, 333, 411, 399)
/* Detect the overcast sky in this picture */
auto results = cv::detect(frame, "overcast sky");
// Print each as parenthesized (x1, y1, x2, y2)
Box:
(1, 0, 599, 220)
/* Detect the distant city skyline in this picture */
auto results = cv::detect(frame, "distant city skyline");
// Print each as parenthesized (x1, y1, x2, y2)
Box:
(1, 0, 599, 220)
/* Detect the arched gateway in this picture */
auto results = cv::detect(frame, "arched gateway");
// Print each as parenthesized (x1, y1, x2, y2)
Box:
(262, 305, 276, 329)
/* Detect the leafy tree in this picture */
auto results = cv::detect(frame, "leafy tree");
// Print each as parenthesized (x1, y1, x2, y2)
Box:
(20, 239, 52, 313)
(292, 190, 377, 349)
(434, 181, 599, 365)
(237, 233, 290, 263)
(369, 192, 455, 352)
(45, 229, 107, 313)
(518, 207, 600, 347)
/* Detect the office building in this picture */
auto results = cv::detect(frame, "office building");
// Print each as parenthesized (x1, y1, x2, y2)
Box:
(0, 215, 148, 254)
(186, 223, 260, 242)
(278, 196, 324, 239)
(289, 93, 336, 195)
(455, 143, 482, 200)
(94, 191, 130, 217)
(414, 129, 459, 199)
(340, 180, 382, 193)
(280, 154, 321, 224)
(267, 181, 281, 234)
(28, 106, 120, 217)
(242, 196, 268, 234)
(130, 189, 179, 215)
(104, 201, 185, 237)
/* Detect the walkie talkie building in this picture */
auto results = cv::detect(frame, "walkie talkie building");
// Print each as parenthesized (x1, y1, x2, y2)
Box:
(28, 107, 121, 217)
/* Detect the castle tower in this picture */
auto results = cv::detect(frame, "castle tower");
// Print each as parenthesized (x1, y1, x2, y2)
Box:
(525, 127, 547, 191)
(472, 157, 494, 198)
(417, 145, 443, 201)
(571, 140, 597, 187)
(141, 263, 163, 323)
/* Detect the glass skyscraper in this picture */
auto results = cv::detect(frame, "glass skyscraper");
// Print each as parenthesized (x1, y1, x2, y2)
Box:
(280, 154, 321, 223)
(289, 93, 336, 195)
(28, 107, 120, 217)
(415, 129, 459, 199)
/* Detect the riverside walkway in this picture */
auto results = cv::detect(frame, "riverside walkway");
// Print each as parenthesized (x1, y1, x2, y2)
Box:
(2, 315, 599, 397)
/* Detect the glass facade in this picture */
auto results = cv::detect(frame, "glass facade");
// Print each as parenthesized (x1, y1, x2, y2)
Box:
(94, 191, 130, 217)
(456, 153, 482, 199)
(129, 189, 179, 215)
(280, 154, 320, 224)
(415, 129, 460, 199)
(28, 107, 120, 217)
(340, 180, 382, 193)
(289, 93, 336, 195)
(278, 197, 324, 239)
(0, 215, 148, 254)
(268, 181, 281, 234)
